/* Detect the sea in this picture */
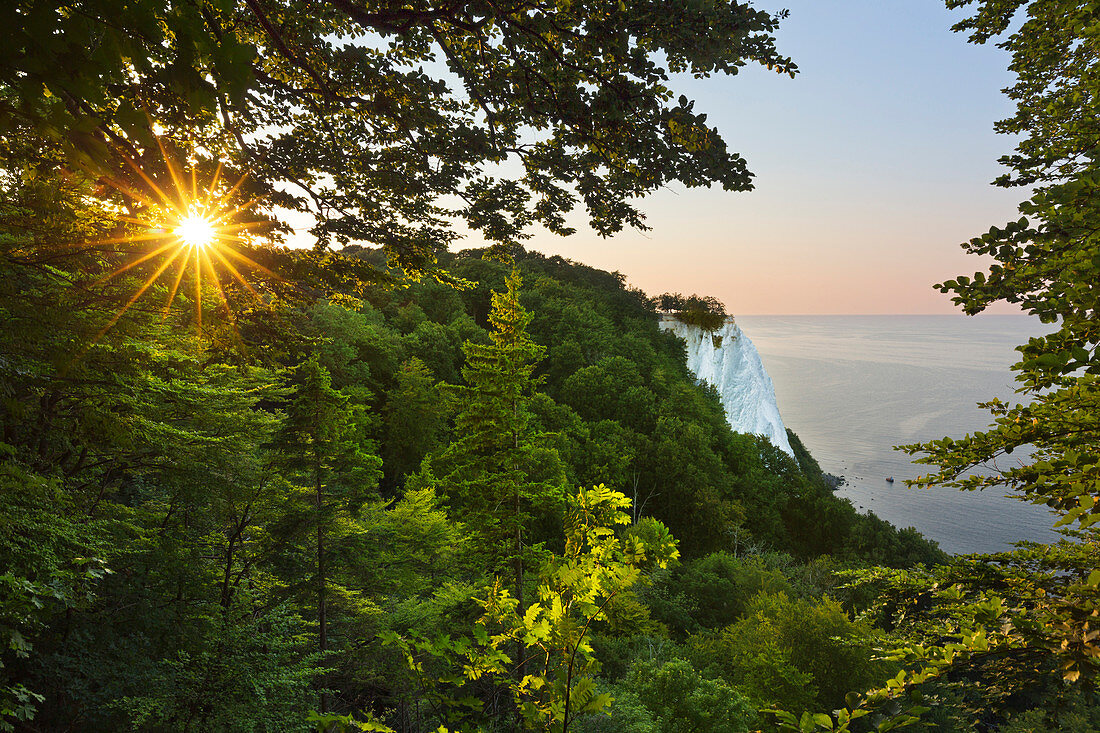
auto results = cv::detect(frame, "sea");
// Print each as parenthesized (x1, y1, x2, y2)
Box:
(735, 314, 1061, 556)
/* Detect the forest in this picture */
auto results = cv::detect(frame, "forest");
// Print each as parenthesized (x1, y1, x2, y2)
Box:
(3, 0, 1100, 731)
(2, 237, 946, 730)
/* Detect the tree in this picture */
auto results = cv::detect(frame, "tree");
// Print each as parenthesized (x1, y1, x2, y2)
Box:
(668, 293, 727, 330)
(912, 0, 1100, 548)
(692, 591, 888, 714)
(559, 357, 656, 433)
(0, 159, 337, 728)
(382, 485, 680, 733)
(653, 293, 685, 313)
(3, 0, 796, 275)
(904, 0, 1100, 684)
(273, 356, 382, 712)
(627, 659, 754, 733)
(382, 357, 446, 493)
(427, 270, 565, 618)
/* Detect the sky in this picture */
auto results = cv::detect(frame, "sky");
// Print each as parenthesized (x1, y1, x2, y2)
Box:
(513, 1, 1028, 315)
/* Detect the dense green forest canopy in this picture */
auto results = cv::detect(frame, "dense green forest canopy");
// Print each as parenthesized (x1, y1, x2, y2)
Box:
(0, 211, 946, 730)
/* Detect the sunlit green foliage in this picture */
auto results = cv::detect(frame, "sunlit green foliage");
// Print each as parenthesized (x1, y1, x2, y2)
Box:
(2, 122, 942, 732)
(0, 202, 948, 730)
(423, 269, 567, 613)
(383, 485, 678, 733)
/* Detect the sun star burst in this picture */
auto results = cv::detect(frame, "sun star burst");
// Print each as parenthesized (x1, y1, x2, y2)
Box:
(83, 134, 278, 347)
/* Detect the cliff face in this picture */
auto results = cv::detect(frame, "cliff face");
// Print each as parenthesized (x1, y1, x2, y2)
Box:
(660, 316, 794, 457)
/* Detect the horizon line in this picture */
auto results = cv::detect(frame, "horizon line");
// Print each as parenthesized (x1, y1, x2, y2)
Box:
(732, 312, 1033, 317)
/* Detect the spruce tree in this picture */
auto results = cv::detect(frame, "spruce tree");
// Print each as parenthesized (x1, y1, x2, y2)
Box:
(272, 356, 381, 712)
(429, 270, 564, 620)
(382, 358, 446, 494)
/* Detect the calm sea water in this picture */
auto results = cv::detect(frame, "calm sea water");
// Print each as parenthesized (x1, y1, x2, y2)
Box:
(735, 315, 1059, 555)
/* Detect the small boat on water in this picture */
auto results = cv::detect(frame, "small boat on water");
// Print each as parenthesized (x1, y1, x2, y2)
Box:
(886, 476, 895, 483)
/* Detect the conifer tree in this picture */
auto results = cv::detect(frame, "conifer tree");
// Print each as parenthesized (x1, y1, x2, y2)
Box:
(429, 270, 565, 623)
(382, 358, 446, 494)
(272, 356, 381, 712)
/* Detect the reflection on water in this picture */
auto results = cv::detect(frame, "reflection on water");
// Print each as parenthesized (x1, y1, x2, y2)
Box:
(736, 315, 1059, 555)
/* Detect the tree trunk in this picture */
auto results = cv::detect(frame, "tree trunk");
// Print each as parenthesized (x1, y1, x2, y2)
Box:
(514, 486, 524, 673)
(317, 456, 329, 713)
(512, 397, 527, 699)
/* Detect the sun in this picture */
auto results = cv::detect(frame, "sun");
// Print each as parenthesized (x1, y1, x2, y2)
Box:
(174, 212, 217, 249)
(81, 135, 279, 348)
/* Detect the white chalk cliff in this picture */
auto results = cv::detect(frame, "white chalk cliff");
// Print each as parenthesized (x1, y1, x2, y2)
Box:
(659, 315, 794, 457)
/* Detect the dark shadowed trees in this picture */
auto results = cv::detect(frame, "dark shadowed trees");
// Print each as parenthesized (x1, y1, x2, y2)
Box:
(4, 0, 796, 275)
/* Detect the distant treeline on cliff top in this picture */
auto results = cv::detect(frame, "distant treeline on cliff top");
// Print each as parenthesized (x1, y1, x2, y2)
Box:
(654, 292, 728, 331)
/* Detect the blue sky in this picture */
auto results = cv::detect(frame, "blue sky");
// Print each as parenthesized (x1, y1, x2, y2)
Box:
(522, 1, 1027, 314)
